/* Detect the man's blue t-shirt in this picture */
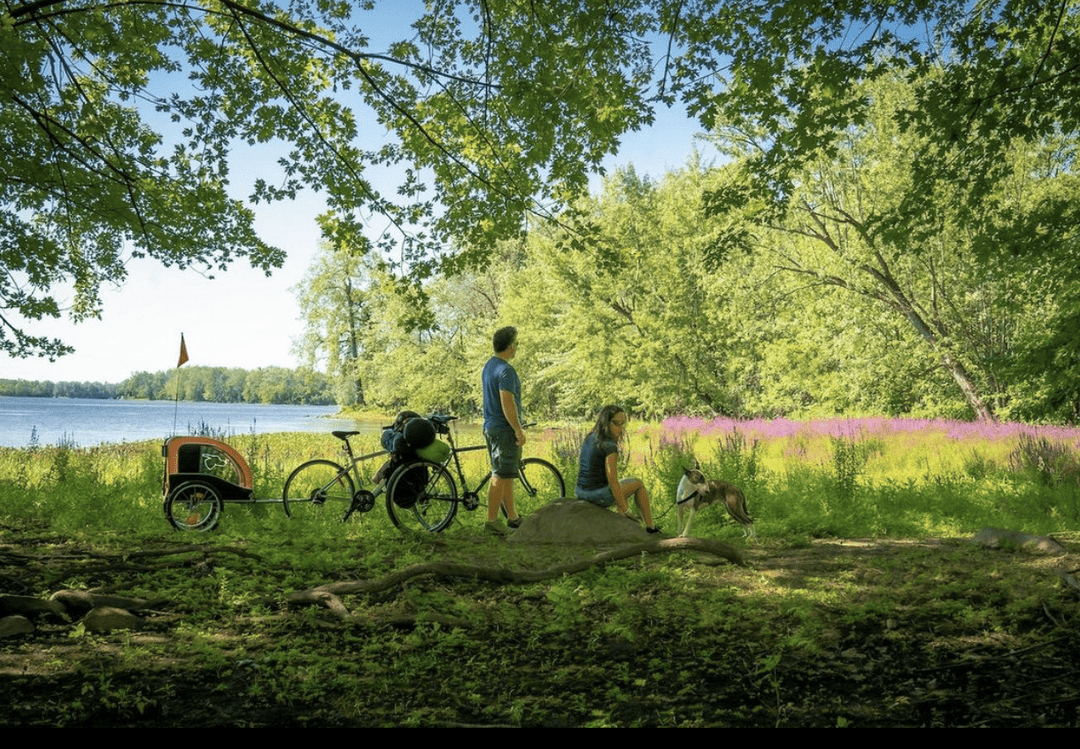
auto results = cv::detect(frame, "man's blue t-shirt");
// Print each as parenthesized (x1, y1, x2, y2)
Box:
(482, 356, 521, 432)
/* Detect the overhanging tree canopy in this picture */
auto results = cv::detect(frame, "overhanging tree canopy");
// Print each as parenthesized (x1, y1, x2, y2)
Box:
(672, 2, 1080, 221)
(3, 0, 1076, 360)
(1, 0, 656, 359)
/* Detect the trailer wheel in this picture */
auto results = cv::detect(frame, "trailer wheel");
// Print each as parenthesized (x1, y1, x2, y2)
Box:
(164, 480, 223, 532)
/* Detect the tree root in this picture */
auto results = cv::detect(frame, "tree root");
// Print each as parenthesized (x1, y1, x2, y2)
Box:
(2, 542, 265, 593)
(286, 536, 744, 619)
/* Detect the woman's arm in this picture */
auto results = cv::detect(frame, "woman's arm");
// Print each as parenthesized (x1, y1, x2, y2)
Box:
(605, 452, 630, 515)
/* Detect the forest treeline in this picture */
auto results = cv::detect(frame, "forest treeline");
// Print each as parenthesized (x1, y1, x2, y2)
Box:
(1, 366, 335, 405)
(0, 379, 119, 400)
(294, 78, 1080, 425)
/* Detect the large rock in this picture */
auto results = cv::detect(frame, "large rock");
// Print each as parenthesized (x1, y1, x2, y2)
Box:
(509, 499, 656, 545)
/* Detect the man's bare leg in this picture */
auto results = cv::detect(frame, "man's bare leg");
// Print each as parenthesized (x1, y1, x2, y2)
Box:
(488, 475, 518, 522)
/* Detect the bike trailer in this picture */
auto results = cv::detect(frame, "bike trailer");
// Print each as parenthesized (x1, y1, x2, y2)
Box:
(161, 436, 255, 501)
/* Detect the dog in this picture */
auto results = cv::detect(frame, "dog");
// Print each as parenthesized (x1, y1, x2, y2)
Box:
(676, 461, 756, 540)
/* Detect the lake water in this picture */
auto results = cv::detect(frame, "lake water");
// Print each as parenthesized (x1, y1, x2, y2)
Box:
(0, 396, 379, 448)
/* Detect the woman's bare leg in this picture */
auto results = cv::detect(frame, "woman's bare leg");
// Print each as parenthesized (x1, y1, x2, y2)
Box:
(619, 478, 654, 527)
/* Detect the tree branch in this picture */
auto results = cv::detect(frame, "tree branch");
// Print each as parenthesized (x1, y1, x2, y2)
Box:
(224, 6, 390, 219)
(1029, 0, 1069, 92)
(9, 0, 500, 90)
(36, 13, 154, 248)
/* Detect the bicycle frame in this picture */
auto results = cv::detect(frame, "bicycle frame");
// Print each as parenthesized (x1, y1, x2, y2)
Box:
(280, 431, 391, 522)
(422, 416, 563, 515)
(336, 435, 389, 492)
(440, 439, 490, 508)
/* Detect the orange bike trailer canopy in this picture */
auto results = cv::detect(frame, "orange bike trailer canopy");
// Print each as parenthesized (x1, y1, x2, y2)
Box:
(162, 436, 255, 495)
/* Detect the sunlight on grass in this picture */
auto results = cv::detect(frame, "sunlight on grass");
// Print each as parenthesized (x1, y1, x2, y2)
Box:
(1, 415, 1077, 540)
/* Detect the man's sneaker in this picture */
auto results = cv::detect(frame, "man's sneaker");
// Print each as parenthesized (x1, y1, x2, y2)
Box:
(507, 515, 523, 529)
(485, 519, 510, 535)
(646, 525, 661, 535)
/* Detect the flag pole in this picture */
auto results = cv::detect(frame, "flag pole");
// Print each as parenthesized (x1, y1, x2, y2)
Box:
(173, 333, 189, 436)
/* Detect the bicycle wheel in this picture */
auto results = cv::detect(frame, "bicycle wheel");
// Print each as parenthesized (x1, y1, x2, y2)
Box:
(386, 460, 458, 533)
(514, 458, 566, 517)
(164, 480, 223, 532)
(282, 460, 355, 519)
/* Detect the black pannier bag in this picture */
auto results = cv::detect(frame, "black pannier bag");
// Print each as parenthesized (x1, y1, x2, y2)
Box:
(389, 459, 427, 509)
(377, 411, 436, 509)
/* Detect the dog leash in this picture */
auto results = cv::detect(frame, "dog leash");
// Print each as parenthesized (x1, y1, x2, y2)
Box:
(652, 490, 698, 522)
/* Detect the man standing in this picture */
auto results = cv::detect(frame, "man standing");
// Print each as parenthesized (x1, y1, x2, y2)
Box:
(482, 326, 524, 533)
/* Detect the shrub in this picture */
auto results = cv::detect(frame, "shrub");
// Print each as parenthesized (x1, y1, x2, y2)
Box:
(641, 430, 697, 498)
(1008, 433, 1080, 487)
(549, 428, 587, 492)
(710, 427, 762, 485)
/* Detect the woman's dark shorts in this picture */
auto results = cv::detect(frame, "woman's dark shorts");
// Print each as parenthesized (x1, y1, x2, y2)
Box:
(575, 484, 615, 507)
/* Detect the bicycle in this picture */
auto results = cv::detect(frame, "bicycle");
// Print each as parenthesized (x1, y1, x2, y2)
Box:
(282, 417, 565, 533)
(281, 430, 389, 523)
(382, 414, 565, 533)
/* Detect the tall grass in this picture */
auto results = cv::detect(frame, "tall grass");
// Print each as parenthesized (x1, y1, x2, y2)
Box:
(1, 416, 1077, 541)
(0, 440, 164, 538)
(651, 416, 1080, 538)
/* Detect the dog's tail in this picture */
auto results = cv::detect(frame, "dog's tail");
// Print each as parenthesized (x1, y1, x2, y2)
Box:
(724, 485, 754, 527)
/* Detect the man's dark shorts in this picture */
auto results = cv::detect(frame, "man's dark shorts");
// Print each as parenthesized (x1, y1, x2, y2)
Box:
(484, 427, 520, 479)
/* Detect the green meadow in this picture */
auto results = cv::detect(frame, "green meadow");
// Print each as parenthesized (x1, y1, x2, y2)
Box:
(1, 417, 1078, 726)
(3, 416, 1078, 540)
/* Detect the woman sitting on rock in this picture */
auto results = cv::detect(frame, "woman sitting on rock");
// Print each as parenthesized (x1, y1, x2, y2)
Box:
(576, 404, 660, 534)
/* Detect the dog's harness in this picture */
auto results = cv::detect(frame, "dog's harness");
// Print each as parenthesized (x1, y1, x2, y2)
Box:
(676, 489, 699, 505)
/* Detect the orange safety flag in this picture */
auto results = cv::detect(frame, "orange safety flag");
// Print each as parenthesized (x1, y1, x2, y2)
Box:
(178, 334, 189, 367)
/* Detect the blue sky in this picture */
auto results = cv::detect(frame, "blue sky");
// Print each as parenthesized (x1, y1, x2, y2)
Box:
(4, 9, 717, 385)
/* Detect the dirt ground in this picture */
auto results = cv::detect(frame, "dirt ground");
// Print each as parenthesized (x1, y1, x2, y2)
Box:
(1, 508, 1079, 727)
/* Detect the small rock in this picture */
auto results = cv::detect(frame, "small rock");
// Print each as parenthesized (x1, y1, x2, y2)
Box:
(0, 594, 65, 619)
(971, 527, 1066, 555)
(0, 615, 34, 639)
(81, 606, 140, 632)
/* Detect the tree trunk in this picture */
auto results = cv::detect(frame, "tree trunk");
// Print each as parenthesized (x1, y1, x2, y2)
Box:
(940, 352, 996, 423)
